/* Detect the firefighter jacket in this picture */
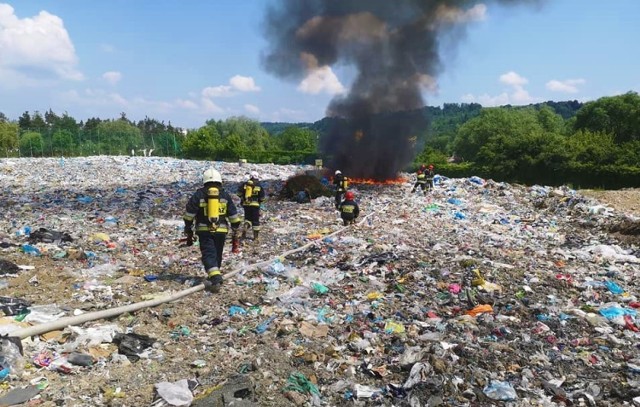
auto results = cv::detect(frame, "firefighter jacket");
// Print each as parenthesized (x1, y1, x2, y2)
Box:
(426, 169, 435, 180)
(334, 174, 349, 192)
(184, 186, 241, 233)
(416, 170, 426, 184)
(238, 180, 265, 207)
(339, 199, 360, 220)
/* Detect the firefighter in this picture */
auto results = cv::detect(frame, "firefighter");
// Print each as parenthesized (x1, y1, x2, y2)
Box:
(411, 164, 428, 195)
(237, 171, 265, 240)
(183, 168, 241, 293)
(333, 170, 349, 209)
(339, 191, 360, 226)
(426, 164, 435, 192)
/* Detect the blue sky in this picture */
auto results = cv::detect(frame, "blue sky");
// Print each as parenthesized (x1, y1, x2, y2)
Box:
(0, 1, 638, 128)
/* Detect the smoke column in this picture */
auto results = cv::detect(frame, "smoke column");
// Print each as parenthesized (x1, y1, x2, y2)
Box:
(262, 1, 537, 180)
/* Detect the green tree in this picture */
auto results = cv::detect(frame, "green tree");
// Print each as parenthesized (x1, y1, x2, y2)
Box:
(96, 119, 142, 155)
(220, 133, 247, 160)
(19, 131, 44, 157)
(31, 111, 47, 133)
(182, 127, 218, 158)
(565, 130, 618, 165)
(0, 121, 20, 157)
(18, 111, 31, 131)
(574, 92, 640, 143)
(537, 105, 565, 134)
(52, 129, 76, 155)
(279, 126, 317, 151)
(453, 107, 543, 162)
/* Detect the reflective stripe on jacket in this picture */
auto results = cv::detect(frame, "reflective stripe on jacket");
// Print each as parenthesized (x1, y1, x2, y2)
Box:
(184, 187, 240, 233)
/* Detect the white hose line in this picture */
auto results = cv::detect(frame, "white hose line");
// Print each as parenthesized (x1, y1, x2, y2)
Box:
(12, 203, 388, 341)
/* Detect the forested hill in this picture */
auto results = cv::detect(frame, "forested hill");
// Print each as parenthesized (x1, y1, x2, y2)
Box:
(261, 100, 584, 137)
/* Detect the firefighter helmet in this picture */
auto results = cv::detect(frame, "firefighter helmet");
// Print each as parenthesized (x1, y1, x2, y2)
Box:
(335, 170, 341, 175)
(345, 191, 355, 200)
(428, 164, 434, 169)
(250, 171, 259, 180)
(203, 168, 222, 184)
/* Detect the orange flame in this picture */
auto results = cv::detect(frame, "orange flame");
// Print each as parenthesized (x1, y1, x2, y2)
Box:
(348, 177, 407, 185)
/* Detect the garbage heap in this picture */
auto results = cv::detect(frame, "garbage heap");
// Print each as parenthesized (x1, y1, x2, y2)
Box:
(0, 157, 639, 407)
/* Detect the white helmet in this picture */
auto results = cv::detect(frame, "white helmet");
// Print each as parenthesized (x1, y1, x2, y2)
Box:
(250, 171, 259, 179)
(203, 168, 222, 184)
(335, 170, 341, 175)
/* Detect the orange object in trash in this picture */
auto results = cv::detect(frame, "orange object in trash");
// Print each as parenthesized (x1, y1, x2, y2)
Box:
(466, 304, 493, 316)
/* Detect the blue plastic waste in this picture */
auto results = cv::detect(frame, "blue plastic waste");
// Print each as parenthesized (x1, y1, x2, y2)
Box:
(453, 211, 466, 220)
(21, 244, 40, 256)
(255, 316, 276, 334)
(605, 280, 624, 294)
(77, 196, 93, 204)
(229, 306, 247, 316)
(447, 198, 463, 206)
(483, 381, 517, 401)
(15, 226, 31, 237)
(599, 306, 637, 319)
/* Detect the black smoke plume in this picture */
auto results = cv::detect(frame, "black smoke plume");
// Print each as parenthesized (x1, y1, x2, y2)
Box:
(262, 1, 538, 180)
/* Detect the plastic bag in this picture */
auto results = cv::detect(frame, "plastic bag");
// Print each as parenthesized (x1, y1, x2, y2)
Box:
(483, 381, 517, 401)
(0, 339, 24, 378)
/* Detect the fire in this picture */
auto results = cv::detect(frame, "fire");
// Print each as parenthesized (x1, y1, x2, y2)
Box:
(346, 177, 407, 185)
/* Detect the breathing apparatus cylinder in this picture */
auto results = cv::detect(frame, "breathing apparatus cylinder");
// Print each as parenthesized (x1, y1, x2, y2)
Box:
(207, 187, 220, 230)
(244, 181, 253, 201)
(343, 177, 349, 190)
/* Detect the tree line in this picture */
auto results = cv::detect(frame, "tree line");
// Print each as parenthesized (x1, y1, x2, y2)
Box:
(0, 110, 318, 165)
(1, 92, 639, 188)
(416, 92, 640, 188)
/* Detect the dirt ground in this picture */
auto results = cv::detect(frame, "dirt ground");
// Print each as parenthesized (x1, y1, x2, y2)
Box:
(579, 188, 640, 217)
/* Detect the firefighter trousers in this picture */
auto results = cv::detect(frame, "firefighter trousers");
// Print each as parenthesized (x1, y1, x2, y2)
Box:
(196, 232, 227, 272)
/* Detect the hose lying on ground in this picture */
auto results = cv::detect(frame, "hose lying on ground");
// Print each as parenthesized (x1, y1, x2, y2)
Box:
(10, 205, 386, 342)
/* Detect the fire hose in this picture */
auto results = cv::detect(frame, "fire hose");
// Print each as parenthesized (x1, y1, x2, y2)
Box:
(7, 205, 386, 351)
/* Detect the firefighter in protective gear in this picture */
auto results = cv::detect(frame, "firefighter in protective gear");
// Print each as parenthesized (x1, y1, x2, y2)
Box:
(411, 164, 428, 195)
(333, 170, 349, 209)
(339, 191, 360, 226)
(183, 168, 241, 293)
(426, 164, 435, 192)
(237, 170, 265, 241)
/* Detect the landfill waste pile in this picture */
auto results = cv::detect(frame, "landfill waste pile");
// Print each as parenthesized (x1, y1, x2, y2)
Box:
(0, 156, 639, 407)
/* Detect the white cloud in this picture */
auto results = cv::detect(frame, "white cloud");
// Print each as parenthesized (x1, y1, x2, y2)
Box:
(0, 4, 83, 82)
(462, 71, 538, 106)
(102, 71, 122, 85)
(298, 66, 346, 95)
(545, 78, 586, 93)
(244, 104, 260, 115)
(499, 71, 528, 87)
(202, 85, 234, 98)
(200, 97, 223, 114)
(230, 75, 261, 92)
(201, 75, 261, 99)
(176, 99, 199, 110)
